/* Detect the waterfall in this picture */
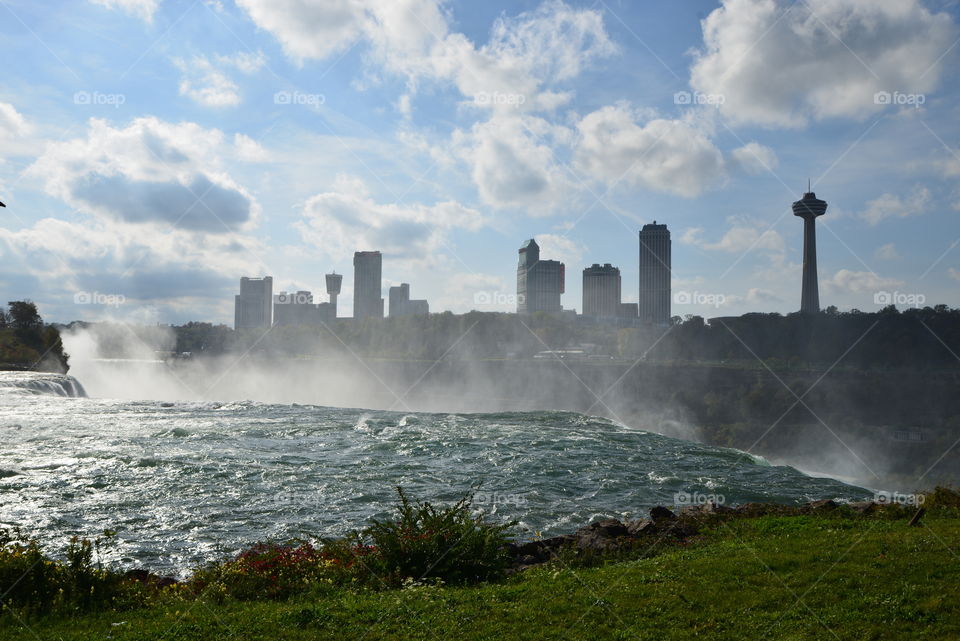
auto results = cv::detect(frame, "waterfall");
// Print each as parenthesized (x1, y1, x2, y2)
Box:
(0, 372, 88, 398)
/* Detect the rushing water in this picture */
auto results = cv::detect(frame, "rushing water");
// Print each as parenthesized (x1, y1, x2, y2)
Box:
(0, 372, 871, 574)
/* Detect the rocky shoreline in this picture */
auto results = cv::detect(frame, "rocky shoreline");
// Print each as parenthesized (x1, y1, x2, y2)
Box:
(505, 498, 908, 572)
(122, 498, 908, 588)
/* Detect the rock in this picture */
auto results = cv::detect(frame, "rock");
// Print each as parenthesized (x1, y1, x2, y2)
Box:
(649, 506, 676, 521)
(576, 518, 629, 538)
(807, 499, 838, 512)
(518, 554, 538, 566)
(848, 501, 877, 514)
(626, 519, 656, 536)
(156, 577, 179, 589)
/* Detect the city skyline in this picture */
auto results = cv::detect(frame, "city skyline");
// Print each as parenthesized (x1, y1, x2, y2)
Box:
(1, 1, 958, 325)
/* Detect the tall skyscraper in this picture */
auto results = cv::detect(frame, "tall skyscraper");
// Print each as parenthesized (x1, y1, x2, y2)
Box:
(582, 263, 621, 318)
(517, 239, 564, 314)
(638, 222, 671, 325)
(353, 251, 383, 320)
(793, 186, 827, 314)
(234, 276, 273, 330)
(389, 283, 429, 317)
(325, 272, 342, 318)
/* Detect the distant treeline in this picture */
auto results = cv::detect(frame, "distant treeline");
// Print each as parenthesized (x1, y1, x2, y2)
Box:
(74, 304, 960, 371)
(0, 301, 69, 372)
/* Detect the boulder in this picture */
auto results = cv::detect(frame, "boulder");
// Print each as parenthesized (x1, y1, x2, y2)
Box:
(626, 519, 656, 536)
(807, 499, 839, 512)
(575, 518, 629, 538)
(848, 501, 877, 514)
(649, 506, 676, 521)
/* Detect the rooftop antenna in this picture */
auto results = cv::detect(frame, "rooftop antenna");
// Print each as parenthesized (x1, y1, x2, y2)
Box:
(807, 178, 811, 193)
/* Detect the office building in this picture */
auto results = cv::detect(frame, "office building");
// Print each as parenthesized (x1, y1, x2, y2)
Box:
(517, 239, 564, 314)
(638, 222, 671, 325)
(234, 276, 272, 330)
(353, 251, 384, 321)
(389, 283, 429, 317)
(582, 264, 621, 318)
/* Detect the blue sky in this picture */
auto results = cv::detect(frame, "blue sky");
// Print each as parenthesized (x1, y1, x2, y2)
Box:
(1, 0, 958, 324)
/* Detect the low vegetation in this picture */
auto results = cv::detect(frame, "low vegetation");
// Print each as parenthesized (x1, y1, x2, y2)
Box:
(2, 488, 959, 640)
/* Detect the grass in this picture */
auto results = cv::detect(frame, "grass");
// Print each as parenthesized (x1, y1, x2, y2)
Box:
(4, 511, 959, 640)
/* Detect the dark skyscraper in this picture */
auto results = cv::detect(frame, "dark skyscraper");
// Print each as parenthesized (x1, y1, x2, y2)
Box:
(353, 251, 383, 321)
(325, 272, 342, 318)
(638, 222, 671, 325)
(793, 186, 828, 314)
(517, 239, 564, 314)
(582, 263, 621, 318)
(234, 276, 272, 330)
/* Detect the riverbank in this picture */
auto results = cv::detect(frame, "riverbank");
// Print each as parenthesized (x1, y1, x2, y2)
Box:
(4, 490, 959, 640)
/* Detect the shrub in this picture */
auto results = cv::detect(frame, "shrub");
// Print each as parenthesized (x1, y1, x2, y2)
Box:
(0, 529, 122, 617)
(360, 487, 514, 587)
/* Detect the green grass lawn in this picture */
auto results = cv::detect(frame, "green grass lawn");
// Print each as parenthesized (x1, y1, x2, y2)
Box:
(4, 512, 959, 641)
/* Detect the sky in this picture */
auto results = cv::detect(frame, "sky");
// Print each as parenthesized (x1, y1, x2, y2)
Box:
(0, 0, 958, 324)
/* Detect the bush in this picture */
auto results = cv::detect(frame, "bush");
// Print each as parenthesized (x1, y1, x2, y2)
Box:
(0, 529, 122, 617)
(360, 487, 514, 587)
(190, 541, 340, 601)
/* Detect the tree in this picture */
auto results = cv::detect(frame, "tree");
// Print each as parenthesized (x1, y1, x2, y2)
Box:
(7, 301, 42, 331)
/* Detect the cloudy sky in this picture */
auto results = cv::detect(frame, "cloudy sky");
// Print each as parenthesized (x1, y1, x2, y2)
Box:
(1, 0, 958, 324)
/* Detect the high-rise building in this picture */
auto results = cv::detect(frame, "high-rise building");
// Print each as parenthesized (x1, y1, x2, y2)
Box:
(582, 264, 621, 318)
(517, 239, 564, 314)
(793, 186, 827, 314)
(273, 290, 313, 326)
(273, 290, 335, 326)
(234, 276, 272, 330)
(389, 283, 430, 317)
(638, 222, 671, 325)
(353, 251, 383, 321)
(325, 272, 342, 318)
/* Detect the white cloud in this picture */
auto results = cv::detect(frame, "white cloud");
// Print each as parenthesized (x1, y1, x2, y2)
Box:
(949, 268, 960, 282)
(0, 102, 31, 138)
(822, 269, 902, 294)
(237, 0, 615, 113)
(690, 0, 956, 127)
(860, 185, 930, 225)
(874, 243, 900, 260)
(174, 52, 265, 108)
(27, 117, 260, 232)
(295, 174, 487, 264)
(684, 217, 785, 254)
(573, 104, 726, 198)
(534, 233, 585, 267)
(729, 142, 778, 175)
(90, 0, 159, 22)
(453, 113, 570, 212)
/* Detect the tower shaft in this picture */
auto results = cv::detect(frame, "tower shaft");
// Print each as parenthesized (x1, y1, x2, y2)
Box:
(800, 216, 819, 314)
